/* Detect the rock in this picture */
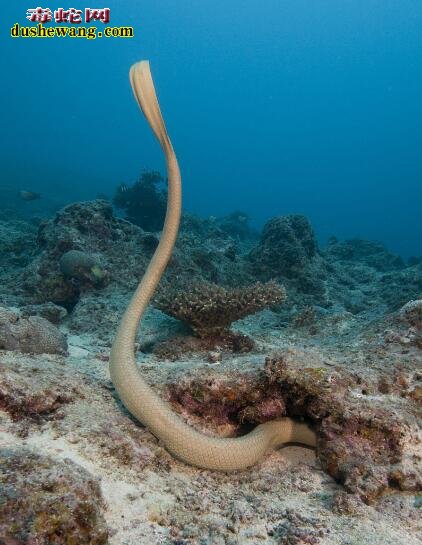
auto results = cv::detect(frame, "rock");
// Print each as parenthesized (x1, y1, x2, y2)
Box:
(0, 358, 76, 422)
(248, 215, 327, 299)
(167, 371, 286, 427)
(0, 448, 109, 544)
(377, 264, 422, 310)
(59, 249, 107, 285)
(21, 200, 128, 305)
(331, 491, 367, 516)
(249, 215, 318, 278)
(0, 220, 37, 269)
(399, 300, 422, 330)
(325, 238, 405, 272)
(207, 350, 222, 364)
(273, 510, 326, 544)
(20, 302, 68, 324)
(0, 306, 67, 354)
(384, 299, 422, 348)
(166, 354, 422, 503)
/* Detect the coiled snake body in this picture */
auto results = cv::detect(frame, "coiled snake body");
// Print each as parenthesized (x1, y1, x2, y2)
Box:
(109, 61, 316, 471)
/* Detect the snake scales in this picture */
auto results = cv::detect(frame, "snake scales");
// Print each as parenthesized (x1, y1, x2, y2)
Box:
(109, 61, 316, 471)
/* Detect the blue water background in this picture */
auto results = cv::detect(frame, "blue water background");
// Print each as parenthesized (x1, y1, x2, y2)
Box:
(1, 1, 421, 257)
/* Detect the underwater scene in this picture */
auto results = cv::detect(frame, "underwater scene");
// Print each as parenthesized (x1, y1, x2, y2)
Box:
(1, 2, 421, 544)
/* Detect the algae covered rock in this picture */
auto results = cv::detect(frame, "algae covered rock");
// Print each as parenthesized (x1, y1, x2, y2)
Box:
(0, 356, 76, 422)
(0, 220, 37, 268)
(59, 249, 107, 285)
(20, 302, 68, 324)
(21, 200, 114, 305)
(0, 306, 67, 354)
(399, 299, 422, 330)
(166, 353, 421, 504)
(325, 237, 405, 272)
(0, 448, 109, 544)
(248, 215, 327, 298)
(250, 215, 318, 277)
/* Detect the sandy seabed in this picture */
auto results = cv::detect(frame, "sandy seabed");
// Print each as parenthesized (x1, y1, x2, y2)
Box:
(1, 305, 421, 545)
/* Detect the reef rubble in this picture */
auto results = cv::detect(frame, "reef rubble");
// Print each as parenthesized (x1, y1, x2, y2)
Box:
(0, 199, 421, 544)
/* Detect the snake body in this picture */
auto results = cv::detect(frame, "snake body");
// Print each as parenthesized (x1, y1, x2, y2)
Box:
(109, 61, 316, 471)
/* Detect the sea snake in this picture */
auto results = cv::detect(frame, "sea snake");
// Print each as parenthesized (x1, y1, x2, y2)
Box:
(109, 60, 316, 471)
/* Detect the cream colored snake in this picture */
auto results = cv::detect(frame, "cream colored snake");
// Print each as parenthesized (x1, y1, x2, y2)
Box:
(109, 61, 316, 471)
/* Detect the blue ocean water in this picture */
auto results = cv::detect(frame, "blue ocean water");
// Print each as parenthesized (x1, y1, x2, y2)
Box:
(1, 0, 421, 257)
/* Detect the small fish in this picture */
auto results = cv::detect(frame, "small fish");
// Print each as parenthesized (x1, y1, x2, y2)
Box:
(19, 190, 41, 201)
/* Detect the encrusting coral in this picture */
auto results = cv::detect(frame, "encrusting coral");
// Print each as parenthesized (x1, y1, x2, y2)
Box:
(109, 60, 316, 472)
(399, 299, 422, 330)
(20, 302, 67, 324)
(325, 237, 405, 272)
(0, 356, 76, 423)
(0, 449, 109, 544)
(154, 280, 285, 337)
(248, 214, 327, 299)
(0, 306, 67, 355)
(166, 353, 422, 504)
(20, 200, 128, 306)
(384, 299, 422, 347)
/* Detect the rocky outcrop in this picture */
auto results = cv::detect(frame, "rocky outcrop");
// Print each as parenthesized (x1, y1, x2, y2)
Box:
(0, 306, 67, 355)
(248, 215, 327, 301)
(0, 449, 109, 544)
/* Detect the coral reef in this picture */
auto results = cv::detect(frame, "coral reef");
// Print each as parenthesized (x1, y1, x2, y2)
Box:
(59, 249, 108, 286)
(0, 448, 109, 544)
(248, 215, 327, 300)
(0, 188, 421, 543)
(215, 210, 256, 241)
(165, 352, 421, 504)
(167, 372, 286, 427)
(0, 197, 419, 321)
(325, 237, 405, 272)
(0, 220, 38, 307)
(20, 302, 68, 324)
(0, 353, 166, 468)
(113, 170, 167, 230)
(384, 299, 422, 348)
(0, 307, 419, 543)
(249, 215, 318, 278)
(0, 356, 77, 423)
(155, 280, 285, 338)
(0, 220, 37, 269)
(0, 306, 67, 355)
(16, 200, 253, 312)
(399, 299, 422, 330)
(247, 216, 420, 313)
(21, 200, 140, 306)
(325, 239, 421, 312)
(266, 356, 421, 503)
(153, 329, 256, 361)
(376, 263, 422, 310)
